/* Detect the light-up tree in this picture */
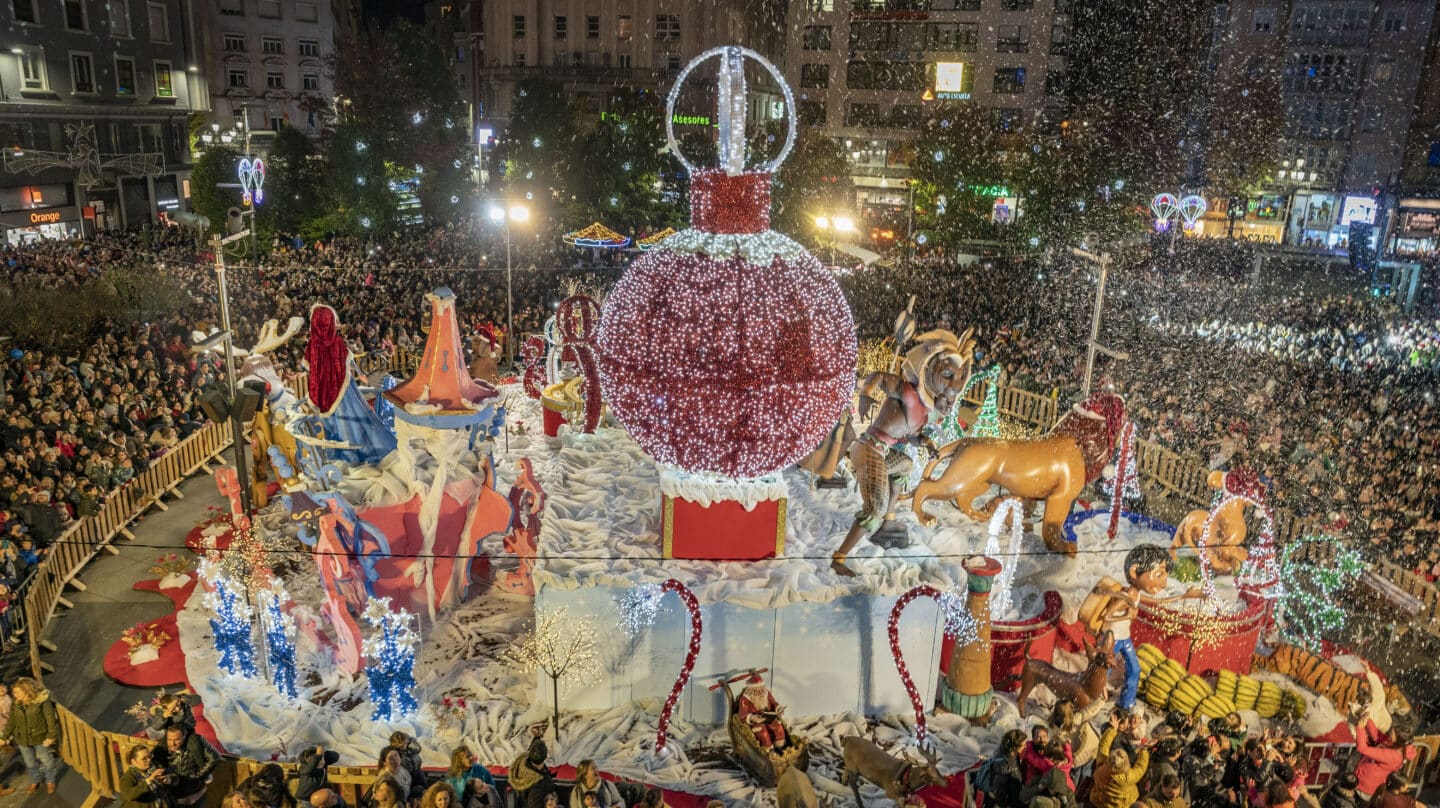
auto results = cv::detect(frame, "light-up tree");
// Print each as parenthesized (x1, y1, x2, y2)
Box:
(504, 608, 600, 743)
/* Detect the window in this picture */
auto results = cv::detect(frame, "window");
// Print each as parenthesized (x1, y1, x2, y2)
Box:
(1428, 142, 1440, 168)
(932, 0, 980, 8)
(991, 107, 1022, 131)
(1362, 105, 1384, 132)
(257, 0, 280, 17)
(617, 15, 631, 39)
(1374, 58, 1393, 81)
(16, 47, 46, 91)
(64, 0, 87, 30)
(514, 50, 525, 66)
(12, 0, 36, 23)
(154, 59, 173, 95)
(136, 123, 161, 153)
(890, 104, 920, 127)
(147, 2, 168, 41)
(996, 25, 1029, 52)
(666, 53, 680, 70)
(296, 2, 316, 21)
(798, 101, 826, 126)
(1382, 10, 1404, 32)
(800, 63, 830, 88)
(655, 14, 680, 41)
(992, 66, 1025, 93)
(219, 0, 241, 14)
(846, 102, 882, 127)
(928, 22, 978, 51)
(617, 52, 631, 67)
(847, 61, 925, 90)
(269, 113, 283, 130)
(109, 0, 131, 35)
(554, 15, 566, 37)
(302, 73, 319, 91)
(850, 22, 886, 50)
(262, 37, 283, 54)
(586, 15, 598, 37)
(224, 33, 246, 51)
(1050, 23, 1069, 54)
(802, 25, 831, 49)
(1000, 0, 1032, 8)
(298, 39, 319, 57)
(115, 56, 136, 94)
(266, 71, 284, 89)
(228, 68, 248, 88)
(69, 52, 95, 93)
(513, 15, 525, 37)
(1253, 9, 1275, 32)
(805, 0, 833, 10)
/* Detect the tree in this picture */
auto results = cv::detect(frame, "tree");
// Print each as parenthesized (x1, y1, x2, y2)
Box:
(573, 89, 671, 232)
(330, 22, 472, 227)
(908, 106, 1011, 245)
(765, 125, 852, 239)
(256, 127, 325, 237)
(190, 145, 241, 237)
(497, 78, 583, 207)
(504, 608, 600, 742)
(659, 131, 718, 228)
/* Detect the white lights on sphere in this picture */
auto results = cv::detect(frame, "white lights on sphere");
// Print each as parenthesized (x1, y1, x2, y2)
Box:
(597, 46, 857, 480)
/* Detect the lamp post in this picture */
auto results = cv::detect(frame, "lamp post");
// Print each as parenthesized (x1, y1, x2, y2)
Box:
(814, 214, 855, 267)
(1071, 245, 1132, 399)
(205, 230, 254, 518)
(488, 202, 530, 368)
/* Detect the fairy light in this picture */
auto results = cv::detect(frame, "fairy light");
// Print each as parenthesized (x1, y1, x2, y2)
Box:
(614, 580, 703, 752)
(554, 295, 603, 432)
(362, 597, 420, 721)
(505, 607, 602, 743)
(984, 499, 1025, 618)
(259, 579, 298, 698)
(1151, 193, 1178, 232)
(1276, 534, 1364, 651)
(889, 584, 975, 743)
(199, 559, 257, 679)
(938, 364, 1001, 444)
(521, 335, 549, 399)
(1178, 195, 1208, 230)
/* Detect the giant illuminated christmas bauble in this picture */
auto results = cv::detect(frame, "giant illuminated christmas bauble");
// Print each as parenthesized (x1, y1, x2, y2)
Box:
(597, 47, 857, 480)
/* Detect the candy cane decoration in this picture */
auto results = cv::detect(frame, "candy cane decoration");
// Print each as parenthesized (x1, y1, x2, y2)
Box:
(521, 336, 549, 399)
(616, 579, 703, 753)
(1105, 421, 1139, 540)
(556, 295, 603, 433)
(984, 498, 1025, 619)
(889, 584, 977, 743)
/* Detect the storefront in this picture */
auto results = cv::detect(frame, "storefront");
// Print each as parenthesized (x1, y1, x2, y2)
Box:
(1390, 198, 1440, 258)
(1192, 196, 1285, 242)
(0, 206, 82, 244)
(1287, 192, 1339, 246)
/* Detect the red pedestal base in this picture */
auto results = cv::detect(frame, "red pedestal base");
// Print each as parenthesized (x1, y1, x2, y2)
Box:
(542, 406, 566, 437)
(662, 495, 785, 560)
(1133, 595, 1271, 676)
(935, 591, 1064, 692)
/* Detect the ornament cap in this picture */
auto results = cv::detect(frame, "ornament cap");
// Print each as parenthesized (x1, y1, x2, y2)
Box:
(665, 45, 796, 177)
(689, 169, 771, 234)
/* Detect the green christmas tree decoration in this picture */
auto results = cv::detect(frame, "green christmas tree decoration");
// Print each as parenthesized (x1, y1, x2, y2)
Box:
(1275, 534, 1365, 652)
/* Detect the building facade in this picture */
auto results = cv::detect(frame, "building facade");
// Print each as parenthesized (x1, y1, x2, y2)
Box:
(198, 0, 358, 146)
(784, 0, 1068, 213)
(1196, 0, 1435, 248)
(0, 0, 206, 241)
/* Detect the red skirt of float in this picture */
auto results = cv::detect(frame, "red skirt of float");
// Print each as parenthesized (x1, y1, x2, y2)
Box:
(937, 591, 1064, 692)
(661, 495, 785, 561)
(542, 405, 567, 437)
(1133, 593, 1272, 676)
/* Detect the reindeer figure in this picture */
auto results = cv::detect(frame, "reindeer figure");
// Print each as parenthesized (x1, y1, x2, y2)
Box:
(841, 734, 946, 806)
(1013, 630, 1116, 715)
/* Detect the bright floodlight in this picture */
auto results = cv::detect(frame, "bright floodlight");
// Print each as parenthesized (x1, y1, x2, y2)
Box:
(833, 216, 856, 233)
(508, 204, 530, 222)
(487, 205, 505, 222)
(814, 216, 830, 230)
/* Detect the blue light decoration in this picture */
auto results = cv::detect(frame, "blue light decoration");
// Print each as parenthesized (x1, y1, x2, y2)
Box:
(199, 559, 257, 679)
(259, 580, 298, 698)
(374, 374, 399, 435)
(362, 598, 420, 721)
(238, 157, 266, 206)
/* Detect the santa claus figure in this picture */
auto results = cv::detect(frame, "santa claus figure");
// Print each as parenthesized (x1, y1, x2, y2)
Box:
(738, 672, 787, 749)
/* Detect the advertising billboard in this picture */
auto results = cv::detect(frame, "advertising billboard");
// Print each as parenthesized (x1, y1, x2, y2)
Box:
(934, 62, 970, 100)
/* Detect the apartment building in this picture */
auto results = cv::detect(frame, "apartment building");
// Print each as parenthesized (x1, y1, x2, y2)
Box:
(0, 0, 206, 240)
(785, 0, 1068, 211)
(199, 0, 359, 145)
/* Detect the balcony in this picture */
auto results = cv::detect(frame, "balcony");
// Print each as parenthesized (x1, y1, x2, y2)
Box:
(477, 64, 679, 84)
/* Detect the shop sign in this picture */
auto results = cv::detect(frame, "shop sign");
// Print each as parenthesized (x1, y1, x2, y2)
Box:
(1401, 210, 1440, 234)
(28, 211, 62, 224)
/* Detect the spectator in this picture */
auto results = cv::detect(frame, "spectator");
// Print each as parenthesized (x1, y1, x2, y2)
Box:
(374, 748, 414, 802)
(1368, 775, 1422, 808)
(571, 758, 625, 808)
(1052, 699, 1103, 782)
(364, 776, 405, 808)
(243, 760, 298, 808)
(421, 782, 459, 808)
(1264, 779, 1296, 808)
(296, 744, 341, 801)
(1148, 774, 1188, 808)
(118, 744, 173, 808)
(1322, 773, 1362, 808)
(146, 692, 197, 739)
(979, 729, 1028, 808)
(153, 725, 221, 806)
(1, 677, 60, 795)
(310, 788, 350, 808)
(442, 746, 498, 807)
(508, 734, 556, 808)
(1023, 741, 1078, 808)
(1355, 719, 1417, 801)
(1091, 721, 1150, 808)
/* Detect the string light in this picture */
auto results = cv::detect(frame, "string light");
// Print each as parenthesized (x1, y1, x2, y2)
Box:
(1151, 193, 1178, 232)
(937, 364, 1002, 445)
(554, 295, 602, 432)
(615, 580, 703, 753)
(984, 499, 1024, 618)
(199, 559, 257, 679)
(259, 579, 298, 698)
(889, 584, 975, 743)
(1275, 534, 1364, 651)
(504, 608, 602, 742)
(521, 335, 549, 399)
(362, 597, 420, 721)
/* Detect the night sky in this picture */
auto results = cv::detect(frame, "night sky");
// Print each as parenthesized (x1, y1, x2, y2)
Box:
(361, 0, 424, 27)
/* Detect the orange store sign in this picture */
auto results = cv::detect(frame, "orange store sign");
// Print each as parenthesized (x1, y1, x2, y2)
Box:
(28, 211, 62, 224)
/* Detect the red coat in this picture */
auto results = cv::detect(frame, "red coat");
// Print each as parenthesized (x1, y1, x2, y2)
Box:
(1355, 719, 1416, 796)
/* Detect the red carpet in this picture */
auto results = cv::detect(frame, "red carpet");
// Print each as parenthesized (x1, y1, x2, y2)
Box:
(103, 613, 185, 688)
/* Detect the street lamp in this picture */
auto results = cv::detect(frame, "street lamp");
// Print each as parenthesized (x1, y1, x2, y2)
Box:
(487, 202, 530, 368)
(814, 214, 855, 266)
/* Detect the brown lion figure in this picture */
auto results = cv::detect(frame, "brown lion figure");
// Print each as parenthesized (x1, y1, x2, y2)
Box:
(1169, 468, 1262, 574)
(910, 392, 1127, 555)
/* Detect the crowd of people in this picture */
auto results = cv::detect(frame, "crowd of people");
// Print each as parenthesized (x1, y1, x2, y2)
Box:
(973, 696, 1421, 808)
